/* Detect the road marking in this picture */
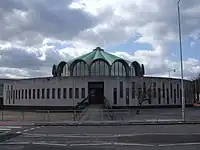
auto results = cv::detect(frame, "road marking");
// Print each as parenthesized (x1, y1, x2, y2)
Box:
(33, 142, 68, 146)
(0, 126, 21, 129)
(16, 131, 21, 134)
(36, 126, 40, 129)
(23, 129, 29, 132)
(22, 132, 200, 138)
(158, 142, 200, 147)
(0, 128, 11, 131)
(70, 142, 112, 146)
(113, 142, 154, 146)
(0, 142, 30, 145)
(30, 128, 35, 130)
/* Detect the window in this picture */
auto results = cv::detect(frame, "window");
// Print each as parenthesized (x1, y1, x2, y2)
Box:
(75, 88, 79, 98)
(69, 88, 73, 98)
(42, 89, 45, 99)
(170, 83, 173, 98)
(63, 88, 67, 99)
(33, 89, 35, 99)
(57, 88, 61, 99)
(177, 84, 179, 98)
(158, 88, 161, 104)
(25, 89, 27, 99)
(10, 86, 13, 99)
(47, 89, 50, 99)
(180, 89, 182, 103)
(120, 82, 123, 98)
(18, 90, 20, 100)
(148, 88, 152, 104)
(52, 88, 55, 99)
(21, 89, 24, 99)
(37, 89, 40, 99)
(126, 88, 129, 105)
(113, 88, 117, 104)
(174, 89, 176, 104)
(162, 83, 165, 98)
(15, 90, 18, 100)
(13, 90, 15, 104)
(13, 90, 15, 101)
(131, 82, 135, 98)
(29, 89, 31, 99)
(81, 88, 85, 99)
(143, 82, 146, 95)
(166, 88, 169, 104)
(153, 82, 156, 98)
(8, 91, 10, 104)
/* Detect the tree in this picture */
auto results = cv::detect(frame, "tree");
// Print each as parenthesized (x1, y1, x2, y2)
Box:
(138, 89, 152, 107)
(52, 64, 57, 77)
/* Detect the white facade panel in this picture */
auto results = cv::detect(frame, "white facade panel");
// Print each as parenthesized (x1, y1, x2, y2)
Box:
(3, 76, 194, 107)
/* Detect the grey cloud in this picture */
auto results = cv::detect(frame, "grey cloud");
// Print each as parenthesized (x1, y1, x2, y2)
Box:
(0, 45, 71, 70)
(0, 0, 99, 46)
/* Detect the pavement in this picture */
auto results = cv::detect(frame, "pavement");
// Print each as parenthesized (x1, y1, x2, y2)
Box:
(0, 108, 199, 149)
(1, 107, 200, 122)
(0, 124, 200, 149)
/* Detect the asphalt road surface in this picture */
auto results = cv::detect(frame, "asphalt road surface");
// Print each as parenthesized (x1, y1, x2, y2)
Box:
(0, 124, 200, 149)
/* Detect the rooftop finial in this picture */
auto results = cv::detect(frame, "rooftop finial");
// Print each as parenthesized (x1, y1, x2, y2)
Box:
(93, 47, 104, 51)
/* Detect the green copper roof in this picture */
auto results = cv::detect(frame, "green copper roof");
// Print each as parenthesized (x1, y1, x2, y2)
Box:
(53, 47, 145, 77)
(68, 47, 131, 66)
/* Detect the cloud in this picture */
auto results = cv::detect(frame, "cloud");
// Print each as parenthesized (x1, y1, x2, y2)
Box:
(0, 0, 200, 79)
(0, 0, 98, 46)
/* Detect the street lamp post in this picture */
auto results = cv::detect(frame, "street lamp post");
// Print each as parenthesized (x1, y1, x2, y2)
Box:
(177, 0, 185, 121)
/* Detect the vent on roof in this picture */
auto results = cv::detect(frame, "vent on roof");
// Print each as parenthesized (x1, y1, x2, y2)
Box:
(93, 47, 104, 51)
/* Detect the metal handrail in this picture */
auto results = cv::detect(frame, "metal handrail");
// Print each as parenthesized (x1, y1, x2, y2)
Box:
(104, 96, 116, 120)
(75, 96, 89, 110)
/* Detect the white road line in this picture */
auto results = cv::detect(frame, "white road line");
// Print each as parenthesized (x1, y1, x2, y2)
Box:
(30, 128, 35, 130)
(0, 129, 11, 131)
(23, 129, 29, 132)
(158, 142, 200, 147)
(36, 126, 40, 129)
(16, 131, 21, 134)
(0, 126, 21, 129)
(70, 142, 112, 146)
(0, 142, 30, 145)
(21, 132, 200, 138)
(113, 142, 154, 147)
(32, 142, 68, 146)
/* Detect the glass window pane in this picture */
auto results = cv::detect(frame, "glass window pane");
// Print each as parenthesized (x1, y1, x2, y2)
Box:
(72, 61, 89, 76)
(91, 60, 109, 76)
(111, 61, 126, 76)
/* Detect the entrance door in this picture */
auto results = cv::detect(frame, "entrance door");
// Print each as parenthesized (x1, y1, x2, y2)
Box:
(88, 82, 104, 104)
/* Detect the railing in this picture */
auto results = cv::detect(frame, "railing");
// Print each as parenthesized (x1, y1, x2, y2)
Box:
(0, 107, 199, 122)
(75, 96, 89, 111)
(103, 96, 116, 120)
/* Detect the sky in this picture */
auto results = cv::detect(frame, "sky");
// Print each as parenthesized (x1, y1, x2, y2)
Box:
(0, 0, 200, 80)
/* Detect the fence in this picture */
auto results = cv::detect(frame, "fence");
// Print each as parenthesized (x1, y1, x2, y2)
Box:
(0, 107, 199, 122)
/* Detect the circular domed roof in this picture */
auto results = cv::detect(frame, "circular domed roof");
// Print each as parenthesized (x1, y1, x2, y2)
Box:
(52, 47, 145, 77)
(67, 47, 131, 66)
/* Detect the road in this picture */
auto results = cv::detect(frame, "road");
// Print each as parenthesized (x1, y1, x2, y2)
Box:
(0, 124, 200, 149)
